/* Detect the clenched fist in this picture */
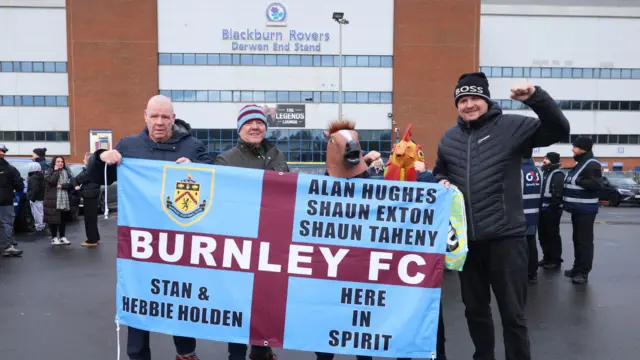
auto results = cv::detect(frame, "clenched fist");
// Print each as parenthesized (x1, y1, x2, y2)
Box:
(510, 83, 536, 102)
(100, 149, 123, 165)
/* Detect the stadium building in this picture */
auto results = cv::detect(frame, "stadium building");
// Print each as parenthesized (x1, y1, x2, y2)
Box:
(1, 0, 639, 172)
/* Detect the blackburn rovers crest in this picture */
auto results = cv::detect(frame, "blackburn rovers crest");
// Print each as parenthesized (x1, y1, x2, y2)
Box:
(161, 165, 215, 227)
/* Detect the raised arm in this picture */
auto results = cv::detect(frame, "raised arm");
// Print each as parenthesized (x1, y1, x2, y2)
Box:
(507, 85, 570, 150)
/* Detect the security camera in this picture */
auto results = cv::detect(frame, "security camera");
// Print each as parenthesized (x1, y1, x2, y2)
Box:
(387, 113, 393, 118)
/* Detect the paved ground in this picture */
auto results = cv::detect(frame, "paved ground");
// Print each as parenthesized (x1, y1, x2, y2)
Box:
(1, 206, 639, 360)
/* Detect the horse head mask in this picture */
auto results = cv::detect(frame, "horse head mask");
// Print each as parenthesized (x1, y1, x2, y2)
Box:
(324, 120, 368, 178)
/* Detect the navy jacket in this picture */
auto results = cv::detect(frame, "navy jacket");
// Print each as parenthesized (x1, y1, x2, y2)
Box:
(88, 119, 213, 186)
(417, 171, 436, 183)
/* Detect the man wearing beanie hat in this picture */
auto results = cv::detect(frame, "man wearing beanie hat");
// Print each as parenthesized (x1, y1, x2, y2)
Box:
(214, 104, 285, 360)
(0, 145, 25, 257)
(214, 104, 288, 173)
(433, 73, 570, 360)
(32, 147, 49, 172)
(563, 136, 602, 284)
(538, 151, 565, 270)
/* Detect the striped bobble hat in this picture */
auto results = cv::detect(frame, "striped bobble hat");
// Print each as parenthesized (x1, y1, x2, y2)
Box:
(237, 104, 268, 132)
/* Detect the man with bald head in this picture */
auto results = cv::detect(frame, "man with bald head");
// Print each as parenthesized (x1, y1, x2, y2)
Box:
(88, 94, 211, 360)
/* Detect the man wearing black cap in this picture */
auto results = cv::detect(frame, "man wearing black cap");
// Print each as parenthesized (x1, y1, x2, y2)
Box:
(538, 151, 565, 270)
(563, 136, 602, 284)
(0, 146, 25, 257)
(433, 72, 570, 360)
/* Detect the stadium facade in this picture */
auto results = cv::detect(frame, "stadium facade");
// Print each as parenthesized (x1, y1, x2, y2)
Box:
(1, 0, 639, 171)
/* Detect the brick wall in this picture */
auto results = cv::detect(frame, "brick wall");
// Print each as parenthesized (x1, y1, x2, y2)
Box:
(392, 0, 481, 167)
(66, 0, 159, 162)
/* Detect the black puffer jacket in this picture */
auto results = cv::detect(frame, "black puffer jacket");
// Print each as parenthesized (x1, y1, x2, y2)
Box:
(0, 159, 24, 206)
(433, 87, 570, 242)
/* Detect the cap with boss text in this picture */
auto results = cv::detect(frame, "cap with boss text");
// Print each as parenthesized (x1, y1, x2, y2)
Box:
(454, 72, 492, 106)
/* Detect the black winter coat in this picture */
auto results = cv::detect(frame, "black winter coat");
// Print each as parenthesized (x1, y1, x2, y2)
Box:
(432, 87, 570, 242)
(571, 151, 603, 192)
(542, 163, 565, 210)
(43, 167, 77, 225)
(0, 159, 24, 206)
(75, 168, 101, 199)
(27, 171, 45, 201)
(88, 119, 213, 186)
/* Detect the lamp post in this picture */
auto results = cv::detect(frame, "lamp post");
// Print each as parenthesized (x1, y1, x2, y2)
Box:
(332, 12, 349, 121)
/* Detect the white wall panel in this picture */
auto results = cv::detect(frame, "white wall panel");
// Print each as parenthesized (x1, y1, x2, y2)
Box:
(480, 15, 640, 68)
(174, 103, 393, 130)
(533, 144, 640, 158)
(159, 66, 392, 92)
(0, 107, 70, 131)
(503, 110, 640, 134)
(158, 0, 394, 55)
(1, 142, 69, 156)
(0, 8, 67, 61)
(488, 78, 640, 101)
(0, 0, 64, 7)
(0, 73, 68, 95)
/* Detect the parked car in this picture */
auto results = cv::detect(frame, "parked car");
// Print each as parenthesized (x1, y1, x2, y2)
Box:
(601, 175, 640, 207)
(67, 163, 118, 214)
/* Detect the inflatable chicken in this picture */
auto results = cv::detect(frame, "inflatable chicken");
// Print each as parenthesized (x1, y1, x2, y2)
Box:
(383, 124, 425, 181)
(384, 124, 468, 271)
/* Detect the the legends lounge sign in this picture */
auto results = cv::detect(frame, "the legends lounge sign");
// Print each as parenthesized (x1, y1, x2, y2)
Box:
(262, 104, 306, 128)
(221, 3, 331, 52)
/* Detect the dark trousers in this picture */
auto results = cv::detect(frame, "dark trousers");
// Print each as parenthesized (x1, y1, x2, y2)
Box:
(49, 223, 66, 238)
(127, 327, 195, 360)
(571, 213, 596, 275)
(538, 208, 563, 264)
(458, 238, 531, 360)
(314, 302, 446, 360)
(228, 343, 272, 360)
(526, 234, 537, 276)
(83, 197, 100, 243)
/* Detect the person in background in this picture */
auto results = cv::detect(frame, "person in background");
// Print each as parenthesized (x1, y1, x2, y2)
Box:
(563, 136, 602, 285)
(75, 152, 101, 247)
(368, 158, 384, 177)
(537, 152, 565, 270)
(432, 72, 570, 360)
(26, 161, 46, 234)
(0, 145, 25, 257)
(32, 147, 49, 172)
(521, 151, 543, 284)
(88, 94, 209, 360)
(215, 104, 286, 360)
(44, 156, 76, 246)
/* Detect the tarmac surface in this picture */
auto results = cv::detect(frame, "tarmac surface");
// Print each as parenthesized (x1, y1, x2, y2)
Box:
(1, 206, 639, 360)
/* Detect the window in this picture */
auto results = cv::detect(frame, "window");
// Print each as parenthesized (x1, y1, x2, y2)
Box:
(494, 99, 640, 111)
(0, 95, 68, 107)
(163, 90, 393, 104)
(157, 53, 394, 68)
(482, 66, 640, 79)
(192, 128, 393, 164)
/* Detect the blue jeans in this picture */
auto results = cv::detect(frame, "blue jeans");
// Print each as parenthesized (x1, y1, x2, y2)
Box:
(127, 327, 196, 360)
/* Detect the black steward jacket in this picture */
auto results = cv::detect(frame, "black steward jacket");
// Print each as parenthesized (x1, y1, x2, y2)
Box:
(542, 163, 565, 210)
(572, 151, 603, 192)
(432, 87, 570, 242)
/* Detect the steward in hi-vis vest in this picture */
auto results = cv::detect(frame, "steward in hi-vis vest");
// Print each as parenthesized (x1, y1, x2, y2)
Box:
(521, 154, 542, 283)
(538, 152, 565, 270)
(563, 136, 603, 285)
